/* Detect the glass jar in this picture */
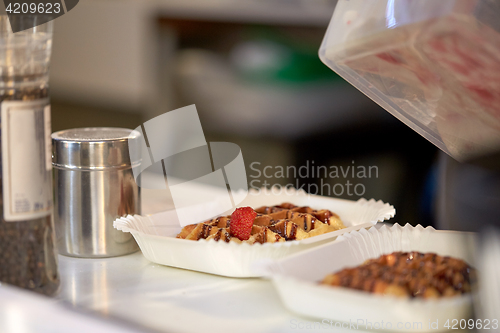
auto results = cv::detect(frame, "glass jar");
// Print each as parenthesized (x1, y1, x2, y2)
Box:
(0, 16, 59, 295)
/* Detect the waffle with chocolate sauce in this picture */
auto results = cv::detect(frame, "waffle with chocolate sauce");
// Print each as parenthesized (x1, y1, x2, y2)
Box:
(176, 203, 345, 244)
(321, 252, 475, 299)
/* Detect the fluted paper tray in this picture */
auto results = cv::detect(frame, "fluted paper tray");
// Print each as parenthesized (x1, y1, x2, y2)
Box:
(113, 189, 395, 277)
(262, 224, 477, 332)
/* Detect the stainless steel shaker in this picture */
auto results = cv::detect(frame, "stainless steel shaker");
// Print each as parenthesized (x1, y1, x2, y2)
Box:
(52, 127, 140, 257)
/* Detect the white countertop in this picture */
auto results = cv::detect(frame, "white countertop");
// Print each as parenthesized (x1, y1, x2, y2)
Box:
(57, 252, 312, 333)
(0, 250, 361, 333)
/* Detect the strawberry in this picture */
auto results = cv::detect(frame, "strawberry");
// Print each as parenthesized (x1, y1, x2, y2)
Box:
(230, 207, 257, 241)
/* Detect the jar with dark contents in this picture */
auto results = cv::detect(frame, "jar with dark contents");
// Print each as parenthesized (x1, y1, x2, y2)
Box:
(0, 17, 59, 296)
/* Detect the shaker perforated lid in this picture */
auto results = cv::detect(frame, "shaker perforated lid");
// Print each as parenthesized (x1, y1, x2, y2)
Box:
(52, 127, 141, 169)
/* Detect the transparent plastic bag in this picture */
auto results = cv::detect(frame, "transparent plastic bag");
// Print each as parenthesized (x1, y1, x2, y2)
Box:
(320, 0, 500, 161)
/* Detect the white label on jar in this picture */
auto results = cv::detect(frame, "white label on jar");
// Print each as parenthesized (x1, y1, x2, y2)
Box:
(44, 105, 52, 171)
(1, 99, 53, 221)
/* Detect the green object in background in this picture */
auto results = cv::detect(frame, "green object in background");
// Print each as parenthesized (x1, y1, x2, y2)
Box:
(231, 26, 343, 85)
(277, 50, 341, 83)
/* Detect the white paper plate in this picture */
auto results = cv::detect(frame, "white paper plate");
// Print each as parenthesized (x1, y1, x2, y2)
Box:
(264, 224, 477, 332)
(114, 189, 395, 277)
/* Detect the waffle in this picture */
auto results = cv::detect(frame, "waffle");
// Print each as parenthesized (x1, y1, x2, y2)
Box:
(321, 252, 475, 299)
(176, 203, 345, 244)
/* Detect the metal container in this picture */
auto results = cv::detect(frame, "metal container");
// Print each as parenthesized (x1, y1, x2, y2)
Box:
(52, 127, 141, 258)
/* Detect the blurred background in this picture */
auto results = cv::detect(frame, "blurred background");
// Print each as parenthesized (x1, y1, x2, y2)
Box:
(50, 0, 438, 226)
